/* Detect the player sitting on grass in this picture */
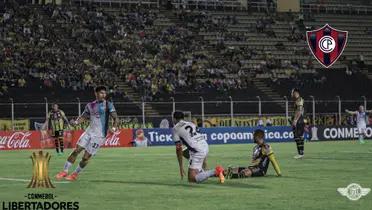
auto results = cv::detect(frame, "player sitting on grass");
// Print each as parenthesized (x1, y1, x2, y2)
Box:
(172, 111, 225, 183)
(225, 129, 282, 178)
(55, 86, 118, 181)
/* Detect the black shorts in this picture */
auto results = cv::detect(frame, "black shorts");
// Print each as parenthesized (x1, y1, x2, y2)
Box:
(248, 166, 266, 177)
(293, 116, 305, 138)
(52, 130, 64, 138)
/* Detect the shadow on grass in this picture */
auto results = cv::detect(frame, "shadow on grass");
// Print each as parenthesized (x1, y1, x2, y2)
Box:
(88, 179, 266, 189)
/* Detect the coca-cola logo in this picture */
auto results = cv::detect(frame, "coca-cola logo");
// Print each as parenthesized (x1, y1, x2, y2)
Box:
(0, 132, 32, 149)
(104, 131, 121, 147)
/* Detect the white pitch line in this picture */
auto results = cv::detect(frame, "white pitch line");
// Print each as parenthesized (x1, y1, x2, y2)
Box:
(0, 177, 70, 184)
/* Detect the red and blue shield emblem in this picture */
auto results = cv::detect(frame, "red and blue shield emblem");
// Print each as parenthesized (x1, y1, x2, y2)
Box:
(306, 24, 348, 68)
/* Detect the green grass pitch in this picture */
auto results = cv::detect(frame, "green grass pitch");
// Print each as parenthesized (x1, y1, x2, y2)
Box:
(1, 141, 372, 210)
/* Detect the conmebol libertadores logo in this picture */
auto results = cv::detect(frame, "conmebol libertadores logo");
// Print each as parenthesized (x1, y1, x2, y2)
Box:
(306, 24, 348, 68)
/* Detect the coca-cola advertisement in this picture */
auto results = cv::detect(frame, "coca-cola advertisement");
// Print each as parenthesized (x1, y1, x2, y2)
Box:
(0, 131, 41, 150)
(0, 129, 133, 150)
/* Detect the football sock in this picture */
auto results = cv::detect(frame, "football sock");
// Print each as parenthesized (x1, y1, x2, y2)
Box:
(55, 139, 59, 153)
(63, 161, 72, 172)
(195, 170, 215, 183)
(59, 138, 64, 153)
(359, 135, 365, 144)
(74, 165, 83, 174)
(295, 138, 304, 155)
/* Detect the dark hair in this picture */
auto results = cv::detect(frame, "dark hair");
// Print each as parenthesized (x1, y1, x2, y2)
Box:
(253, 129, 265, 143)
(95, 86, 107, 92)
(173, 111, 185, 120)
(291, 88, 300, 94)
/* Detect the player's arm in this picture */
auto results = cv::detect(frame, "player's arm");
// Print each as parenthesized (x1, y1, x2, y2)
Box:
(251, 147, 260, 165)
(173, 130, 185, 179)
(264, 145, 282, 176)
(107, 102, 119, 131)
(61, 110, 70, 128)
(175, 142, 185, 179)
(365, 110, 372, 114)
(293, 105, 303, 127)
(71, 104, 89, 125)
(345, 109, 357, 115)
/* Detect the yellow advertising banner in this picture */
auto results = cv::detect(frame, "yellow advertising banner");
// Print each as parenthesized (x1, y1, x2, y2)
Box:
(195, 116, 289, 128)
(0, 119, 30, 131)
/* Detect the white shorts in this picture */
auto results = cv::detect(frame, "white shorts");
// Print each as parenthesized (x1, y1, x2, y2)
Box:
(358, 124, 367, 136)
(77, 132, 105, 155)
(189, 141, 209, 170)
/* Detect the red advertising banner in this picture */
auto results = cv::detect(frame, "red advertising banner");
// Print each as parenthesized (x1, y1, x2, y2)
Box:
(0, 131, 41, 150)
(0, 129, 133, 150)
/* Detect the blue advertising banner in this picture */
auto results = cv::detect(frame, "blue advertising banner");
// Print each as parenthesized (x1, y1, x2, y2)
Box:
(133, 126, 295, 146)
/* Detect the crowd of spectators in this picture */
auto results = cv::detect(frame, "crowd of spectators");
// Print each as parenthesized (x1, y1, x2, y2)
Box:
(1, 3, 371, 102)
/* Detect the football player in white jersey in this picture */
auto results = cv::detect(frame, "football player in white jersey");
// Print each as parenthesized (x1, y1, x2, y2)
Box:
(55, 86, 119, 181)
(172, 111, 225, 183)
(346, 105, 372, 144)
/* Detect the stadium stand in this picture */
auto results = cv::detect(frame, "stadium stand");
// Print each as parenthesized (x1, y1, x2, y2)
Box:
(1, 0, 372, 119)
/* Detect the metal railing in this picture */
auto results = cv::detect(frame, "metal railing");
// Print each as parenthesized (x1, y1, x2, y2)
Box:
(1, 96, 371, 130)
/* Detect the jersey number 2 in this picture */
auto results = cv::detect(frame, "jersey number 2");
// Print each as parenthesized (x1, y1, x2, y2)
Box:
(185, 126, 198, 137)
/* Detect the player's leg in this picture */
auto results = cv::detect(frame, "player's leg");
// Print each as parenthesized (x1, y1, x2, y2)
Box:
(58, 130, 64, 153)
(188, 159, 216, 183)
(225, 167, 252, 179)
(202, 157, 208, 170)
(56, 132, 90, 180)
(294, 119, 305, 159)
(188, 147, 224, 183)
(65, 150, 92, 181)
(358, 126, 366, 144)
(53, 131, 60, 154)
(65, 136, 103, 181)
(55, 145, 84, 180)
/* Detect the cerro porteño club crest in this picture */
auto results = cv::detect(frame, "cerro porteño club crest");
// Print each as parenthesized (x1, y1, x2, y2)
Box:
(306, 24, 348, 68)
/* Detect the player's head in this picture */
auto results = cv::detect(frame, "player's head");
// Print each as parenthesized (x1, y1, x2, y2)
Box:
(95, 86, 107, 101)
(172, 111, 184, 124)
(253, 129, 265, 145)
(291, 88, 300, 99)
(359, 105, 364, 112)
(52, 103, 59, 111)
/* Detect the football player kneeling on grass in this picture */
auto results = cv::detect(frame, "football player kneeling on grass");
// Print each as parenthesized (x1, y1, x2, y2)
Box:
(225, 129, 282, 178)
(172, 111, 225, 183)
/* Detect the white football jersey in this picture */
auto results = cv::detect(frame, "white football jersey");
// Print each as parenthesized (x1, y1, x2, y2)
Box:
(172, 120, 207, 153)
(356, 111, 367, 126)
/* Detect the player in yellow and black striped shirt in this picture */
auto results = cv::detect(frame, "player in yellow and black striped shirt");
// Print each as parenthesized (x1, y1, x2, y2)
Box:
(291, 88, 305, 159)
(225, 129, 282, 178)
(45, 103, 70, 155)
